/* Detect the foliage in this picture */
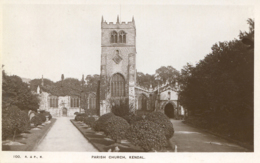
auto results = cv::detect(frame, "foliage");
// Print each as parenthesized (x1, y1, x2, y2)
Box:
(85, 109, 98, 116)
(178, 19, 254, 143)
(2, 105, 30, 140)
(84, 117, 96, 127)
(122, 114, 144, 125)
(136, 66, 180, 89)
(31, 114, 43, 127)
(110, 98, 131, 117)
(93, 113, 115, 132)
(146, 112, 174, 139)
(39, 110, 52, 120)
(103, 116, 130, 142)
(2, 72, 39, 112)
(126, 120, 168, 151)
(75, 113, 87, 121)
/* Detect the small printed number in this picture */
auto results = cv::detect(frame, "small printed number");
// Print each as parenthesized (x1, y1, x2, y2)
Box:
(13, 155, 21, 158)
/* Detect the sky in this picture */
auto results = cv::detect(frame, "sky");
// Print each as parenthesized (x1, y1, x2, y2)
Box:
(2, 1, 254, 82)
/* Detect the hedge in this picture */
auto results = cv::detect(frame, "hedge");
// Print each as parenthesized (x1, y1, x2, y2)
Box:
(126, 120, 168, 151)
(146, 112, 174, 139)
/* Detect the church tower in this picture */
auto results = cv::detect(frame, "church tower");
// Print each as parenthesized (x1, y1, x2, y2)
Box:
(100, 16, 136, 115)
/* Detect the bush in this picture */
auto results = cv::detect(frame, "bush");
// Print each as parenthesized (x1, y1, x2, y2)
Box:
(126, 120, 168, 151)
(85, 109, 98, 116)
(31, 114, 43, 127)
(103, 116, 130, 142)
(38, 113, 47, 122)
(146, 112, 174, 139)
(75, 113, 87, 121)
(111, 98, 132, 117)
(84, 117, 96, 126)
(19, 111, 31, 133)
(93, 112, 115, 132)
(2, 105, 31, 140)
(39, 110, 52, 120)
(122, 114, 144, 124)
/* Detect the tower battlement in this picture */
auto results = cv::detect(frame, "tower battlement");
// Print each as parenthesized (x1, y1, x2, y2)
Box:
(101, 16, 135, 29)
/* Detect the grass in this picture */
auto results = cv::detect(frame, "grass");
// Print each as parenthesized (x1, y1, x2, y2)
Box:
(2, 118, 56, 151)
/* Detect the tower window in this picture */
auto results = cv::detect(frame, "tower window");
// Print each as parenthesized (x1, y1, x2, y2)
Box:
(111, 73, 125, 97)
(110, 31, 118, 43)
(119, 31, 126, 43)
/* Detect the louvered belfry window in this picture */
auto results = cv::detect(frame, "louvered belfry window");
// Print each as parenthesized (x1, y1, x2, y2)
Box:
(119, 31, 126, 43)
(111, 31, 118, 43)
(111, 73, 125, 97)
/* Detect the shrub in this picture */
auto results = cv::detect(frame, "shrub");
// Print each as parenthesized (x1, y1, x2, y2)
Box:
(146, 112, 174, 139)
(2, 106, 31, 140)
(93, 112, 115, 132)
(31, 114, 43, 127)
(84, 117, 96, 126)
(103, 116, 130, 142)
(19, 111, 31, 133)
(126, 120, 168, 151)
(38, 113, 47, 122)
(111, 98, 132, 117)
(75, 113, 87, 121)
(85, 109, 98, 116)
(39, 110, 52, 120)
(122, 114, 144, 124)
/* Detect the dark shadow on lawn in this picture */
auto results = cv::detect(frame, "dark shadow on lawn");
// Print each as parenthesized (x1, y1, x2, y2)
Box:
(103, 146, 143, 152)
(85, 134, 105, 139)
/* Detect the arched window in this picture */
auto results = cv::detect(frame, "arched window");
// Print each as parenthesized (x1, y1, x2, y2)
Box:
(110, 31, 118, 43)
(49, 96, 58, 108)
(71, 97, 79, 107)
(138, 94, 147, 110)
(111, 73, 125, 97)
(119, 31, 126, 43)
(89, 97, 96, 109)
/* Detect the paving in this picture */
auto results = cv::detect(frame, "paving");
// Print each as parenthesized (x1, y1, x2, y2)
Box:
(170, 119, 250, 152)
(35, 117, 98, 151)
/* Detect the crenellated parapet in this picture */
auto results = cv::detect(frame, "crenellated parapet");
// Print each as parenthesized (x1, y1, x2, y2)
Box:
(101, 15, 135, 29)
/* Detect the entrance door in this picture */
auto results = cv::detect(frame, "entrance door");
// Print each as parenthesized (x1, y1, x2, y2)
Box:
(164, 103, 174, 118)
(62, 108, 67, 117)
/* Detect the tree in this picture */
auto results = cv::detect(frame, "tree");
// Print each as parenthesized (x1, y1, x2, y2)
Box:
(178, 19, 254, 143)
(2, 72, 39, 112)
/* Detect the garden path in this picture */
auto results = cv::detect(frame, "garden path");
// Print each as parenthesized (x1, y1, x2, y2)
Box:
(170, 119, 250, 152)
(35, 117, 98, 151)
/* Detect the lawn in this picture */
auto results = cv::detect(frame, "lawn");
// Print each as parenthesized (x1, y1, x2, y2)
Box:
(2, 118, 56, 151)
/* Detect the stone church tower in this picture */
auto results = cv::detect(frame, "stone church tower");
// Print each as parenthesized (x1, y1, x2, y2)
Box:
(100, 16, 136, 115)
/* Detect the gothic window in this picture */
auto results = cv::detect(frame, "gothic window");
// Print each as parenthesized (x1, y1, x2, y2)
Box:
(89, 97, 96, 109)
(111, 73, 125, 97)
(49, 96, 58, 108)
(110, 31, 118, 43)
(70, 97, 79, 107)
(119, 31, 126, 43)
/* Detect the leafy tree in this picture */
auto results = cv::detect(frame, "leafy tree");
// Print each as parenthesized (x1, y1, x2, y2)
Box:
(178, 19, 254, 143)
(2, 72, 39, 112)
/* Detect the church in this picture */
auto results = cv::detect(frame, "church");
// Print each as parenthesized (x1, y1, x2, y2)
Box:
(98, 16, 184, 118)
(37, 16, 184, 118)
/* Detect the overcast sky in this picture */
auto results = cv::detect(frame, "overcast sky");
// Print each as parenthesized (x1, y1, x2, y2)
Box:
(2, 2, 254, 82)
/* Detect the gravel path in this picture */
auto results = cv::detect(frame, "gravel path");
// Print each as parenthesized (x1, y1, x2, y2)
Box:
(35, 117, 98, 151)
